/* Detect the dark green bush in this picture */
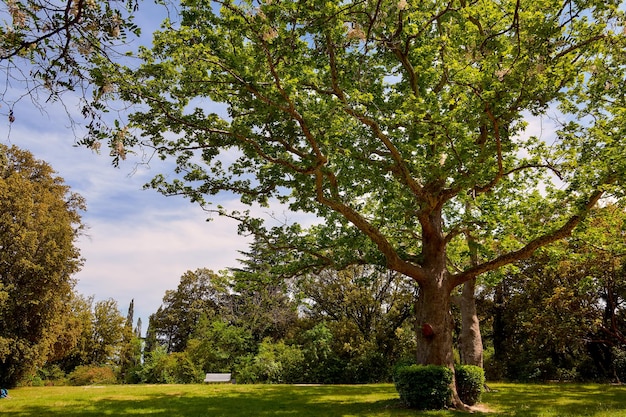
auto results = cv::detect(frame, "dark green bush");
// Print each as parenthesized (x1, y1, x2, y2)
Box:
(33, 364, 67, 386)
(455, 365, 485, 406)
(393, 364, 453, 410)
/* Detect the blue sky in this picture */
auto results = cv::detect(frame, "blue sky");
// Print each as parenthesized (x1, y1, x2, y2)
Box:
(1, 93, 259, 329)
(0, 0, 260, 328)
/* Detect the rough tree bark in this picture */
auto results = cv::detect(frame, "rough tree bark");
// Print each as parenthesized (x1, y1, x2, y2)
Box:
(458, 225, 485, 368)
(411, 210, 470, 410)
(414, 277, 470, 410)
(458, 279, 484, 368)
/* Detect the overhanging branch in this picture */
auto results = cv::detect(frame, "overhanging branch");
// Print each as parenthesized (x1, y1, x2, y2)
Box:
(451, 185, 609, 287)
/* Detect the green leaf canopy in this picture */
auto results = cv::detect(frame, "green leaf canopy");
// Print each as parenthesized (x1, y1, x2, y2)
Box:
(93, 0, 625, 288)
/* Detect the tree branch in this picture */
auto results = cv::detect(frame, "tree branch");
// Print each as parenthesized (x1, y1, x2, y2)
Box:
(451, 185, 609, 287)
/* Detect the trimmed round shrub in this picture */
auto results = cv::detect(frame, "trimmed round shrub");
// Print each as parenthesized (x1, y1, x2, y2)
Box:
(455, 365, 485, 406)
(393, 364, 453, 410)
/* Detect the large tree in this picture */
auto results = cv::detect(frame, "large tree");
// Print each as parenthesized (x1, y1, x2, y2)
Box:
(88, 0, 625, 407)
(0, 144, 84, 388)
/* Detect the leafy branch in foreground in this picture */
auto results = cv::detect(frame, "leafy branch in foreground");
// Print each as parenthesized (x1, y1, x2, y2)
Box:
(0, 0, 142, 122)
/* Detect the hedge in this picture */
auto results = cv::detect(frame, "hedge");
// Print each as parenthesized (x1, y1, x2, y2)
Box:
(393, 364, 453, 410)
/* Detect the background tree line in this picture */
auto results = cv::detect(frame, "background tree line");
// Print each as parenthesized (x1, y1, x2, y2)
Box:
(4, 144, 626, 388)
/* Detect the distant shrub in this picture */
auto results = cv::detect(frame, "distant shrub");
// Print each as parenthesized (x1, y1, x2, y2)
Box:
(169, 352, 203, 383)
(68, 366, 117, 386)
(33, 364, 68, 386)
(141, 347, 202, 384)
(235, 339, 305, 384)
(455, 365, 485, 406)
(393, 364, 453, 410)
(344, 351, 389, 383)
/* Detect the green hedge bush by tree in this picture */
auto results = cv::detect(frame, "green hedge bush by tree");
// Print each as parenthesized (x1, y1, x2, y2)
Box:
(455, 365, 485, 406)
(393, 364, 453, 410)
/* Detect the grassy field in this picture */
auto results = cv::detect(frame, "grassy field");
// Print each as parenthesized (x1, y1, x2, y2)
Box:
(0, 382, 625, 416)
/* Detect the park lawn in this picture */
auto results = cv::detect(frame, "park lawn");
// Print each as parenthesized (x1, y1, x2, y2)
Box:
(0, 382, 625, 416)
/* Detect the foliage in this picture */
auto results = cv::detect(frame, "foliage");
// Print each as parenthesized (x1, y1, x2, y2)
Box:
(298, 266, 417, 382)
(49, 295, 128, 379)
(0, 0, 142, 122)
(31, 364, 67, 387)
(235, 338, 305, 384)
(91, 298, 126, 365)
(50, 295, 95, 372)
(484, 206, 626, 382)
(86, 1, 626, 405)
(117, 299, 143, 383)
(393, 364, 453, 410)
(148, 268, 228, 353)
(455, 365, 485, 406)
(343, 350, 390, 384)
(68, 365, 117, 386)
(0, 144, 84, 388)
(298, 322, 345, 384)
(139, 345, 202, 384)
(232, 241, 301, 343)
(118, 336, 143, 383)
(139, 345, 170, 383)
(165, 352, 203, 384)
(185, 317, 254, 374)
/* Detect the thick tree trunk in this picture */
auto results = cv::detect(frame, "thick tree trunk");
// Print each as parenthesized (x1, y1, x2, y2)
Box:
(414, 278, 469, 410)
(458, 278, 484, 368)
(415, 281, 456, 367)
(408, 209, 470, 410)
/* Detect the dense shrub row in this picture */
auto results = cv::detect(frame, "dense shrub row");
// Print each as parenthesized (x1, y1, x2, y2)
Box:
(31, 322, 411, 387)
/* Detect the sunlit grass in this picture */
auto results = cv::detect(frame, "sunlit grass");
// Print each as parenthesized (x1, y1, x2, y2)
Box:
(0, 383, 625, 416)
(483, 383, 626, 416)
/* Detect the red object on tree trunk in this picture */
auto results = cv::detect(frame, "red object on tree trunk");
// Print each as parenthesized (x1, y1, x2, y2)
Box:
(422, 323, 434, 338)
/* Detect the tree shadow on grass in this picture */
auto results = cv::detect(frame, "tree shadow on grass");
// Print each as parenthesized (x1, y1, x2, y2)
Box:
(483, 383, 626, 417)
(0, 385, 413, 417)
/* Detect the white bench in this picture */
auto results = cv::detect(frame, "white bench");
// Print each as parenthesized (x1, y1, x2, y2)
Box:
(203, 373, 233, 383)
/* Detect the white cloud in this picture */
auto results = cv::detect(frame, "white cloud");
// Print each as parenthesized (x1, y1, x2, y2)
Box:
(76, 203, 250, 328)
(2, 114, 255, 328)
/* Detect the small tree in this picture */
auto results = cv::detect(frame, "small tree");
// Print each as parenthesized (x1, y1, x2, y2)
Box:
(149, 269, 227, 353)
(118, 299, 143, 383)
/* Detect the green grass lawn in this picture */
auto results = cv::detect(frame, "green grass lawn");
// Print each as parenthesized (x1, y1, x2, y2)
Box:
(0, 383, 625, 416)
